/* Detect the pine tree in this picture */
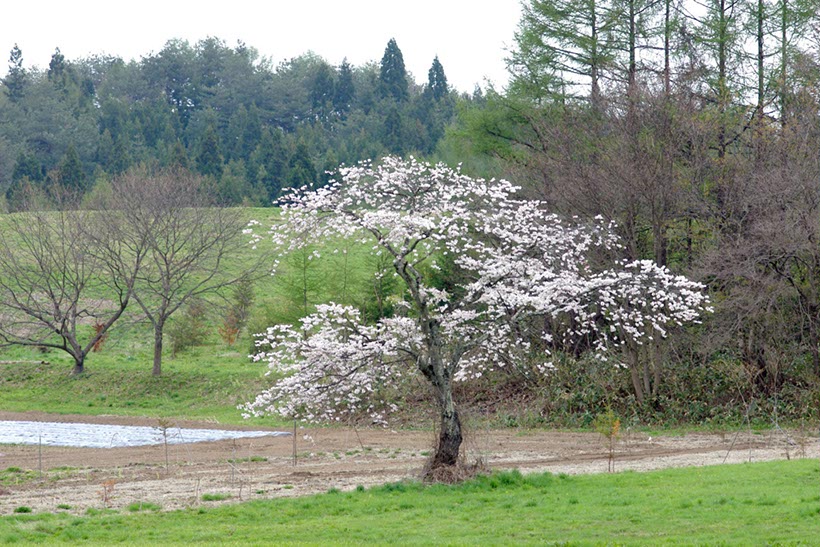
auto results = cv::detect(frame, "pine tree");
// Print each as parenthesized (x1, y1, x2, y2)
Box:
(379, 38, 409, 102)
(4, 44, 27, 102)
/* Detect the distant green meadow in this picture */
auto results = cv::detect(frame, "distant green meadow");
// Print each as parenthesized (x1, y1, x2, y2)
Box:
(1, 460, 818, 544)
(0, 208, 390, 426)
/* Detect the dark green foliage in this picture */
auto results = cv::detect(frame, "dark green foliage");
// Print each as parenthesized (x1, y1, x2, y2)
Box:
(379, 39, 409, 102)
(286, 142, 316, 189)
(109, 136, 131, 175)
(11, 152, 42, 183)
(214, 159, 258, 205)
(168, 299, 211, 357)
(3, 44, 27, 102)
(228, 277, 255, 332)
(334, 59, 355, 114)
(47, 48, 71, 91)
(426, 56, 448, 101)
(0, 38, 453, 200)
(310, 62, 336, 121)
(169, 140, 190, 170)
(196, 125, 224, 178)
(382, 107, 404, 155)
(57, 145, 86, 191)
(359, 253, 399, 322)
(250, 128, 289, 201)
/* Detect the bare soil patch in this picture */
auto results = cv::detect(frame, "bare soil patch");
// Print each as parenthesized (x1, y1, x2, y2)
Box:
(0, 411, 816, 515)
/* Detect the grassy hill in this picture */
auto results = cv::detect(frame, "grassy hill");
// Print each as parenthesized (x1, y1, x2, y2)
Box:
(0, 207, 395, 426)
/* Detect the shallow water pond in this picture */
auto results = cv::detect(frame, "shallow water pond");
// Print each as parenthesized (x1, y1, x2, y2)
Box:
(0, 420, 289, 448)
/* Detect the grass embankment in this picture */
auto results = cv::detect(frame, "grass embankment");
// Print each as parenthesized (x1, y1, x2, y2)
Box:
(2, 460, 818, 544)
(0, 345, 274, 426)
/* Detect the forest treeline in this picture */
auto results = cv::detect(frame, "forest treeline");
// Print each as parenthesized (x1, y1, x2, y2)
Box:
(0, 37, 460, 207)
(2, 0, 820, 426)
(450, 0, 820, 422)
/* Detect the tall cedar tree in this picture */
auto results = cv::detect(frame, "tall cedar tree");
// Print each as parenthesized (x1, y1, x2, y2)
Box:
(334, 58, 355, 114)
(196, 125, 224, 178)
(4, 44, 27, 102)
(58, 145, 86, 191)
(379, 38, 409, 102)
(427, 56, 449, 100)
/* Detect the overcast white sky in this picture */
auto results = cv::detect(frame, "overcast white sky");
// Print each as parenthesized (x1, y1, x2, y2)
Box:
(1, 0, 522, 93)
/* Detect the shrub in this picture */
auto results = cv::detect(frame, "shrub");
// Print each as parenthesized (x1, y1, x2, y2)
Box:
(168, 299, 210, 357)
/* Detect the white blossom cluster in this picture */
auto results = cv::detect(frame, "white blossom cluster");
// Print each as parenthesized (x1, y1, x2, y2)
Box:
(243, 157, 710, 423)
(241, 303, 421, 424)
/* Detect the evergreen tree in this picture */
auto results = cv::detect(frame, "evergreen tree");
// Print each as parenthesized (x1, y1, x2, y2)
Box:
(426, 56, 449, 101)
(196, 125, 224, 178)
(509, 0, 616, 103)
(382, 106, 404, 155)
(319, 152, 339, 188)
(110, 136, 131, 175)
(224, 105, 261, 162)
(12, 151, 43, 183)
(250, 128, 289, 202)
(4, 44, 27, 102)
(379, 38, 409, 102)
(333, 58, 355, 114)
(170, 139, 191, 170)
(95, 129, 115, 170)
(48, 47, 69, 89)
(241, 105, 263, 160)
(58, 145, 86, 191)
(286, 142, 317, 189)
(310, 62, 336, 120)
(216, 159, 256, 205)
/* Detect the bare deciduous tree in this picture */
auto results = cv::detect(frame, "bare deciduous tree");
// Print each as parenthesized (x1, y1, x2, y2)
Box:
(0, 191, 144, 374)
(107, 167, 259, 376)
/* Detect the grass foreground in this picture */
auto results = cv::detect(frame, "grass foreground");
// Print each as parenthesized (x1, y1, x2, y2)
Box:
(1, 459, 818, 545)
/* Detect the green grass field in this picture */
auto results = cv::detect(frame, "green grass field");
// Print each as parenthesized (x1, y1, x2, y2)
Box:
(1, 460, 818, 544)
(1, 208, 818, 545)
(0, 208, 389, 426)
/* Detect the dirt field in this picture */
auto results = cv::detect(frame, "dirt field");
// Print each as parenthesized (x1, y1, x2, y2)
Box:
(0, 411, 817, 515)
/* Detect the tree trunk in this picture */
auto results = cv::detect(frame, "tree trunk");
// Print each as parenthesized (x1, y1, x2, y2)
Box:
(72, 358, 85, 375)
(780, 0, 788, 125)
(626, 342, 644, 403)
(653, 222, 668, 267)
(153, 321, 164, 376)
(590, 0, 601, 107)
(807, 307, 820, 376)
(431, 383, 463, 469)
(663, 0, 671, 97)
(651, 339, 662, 397)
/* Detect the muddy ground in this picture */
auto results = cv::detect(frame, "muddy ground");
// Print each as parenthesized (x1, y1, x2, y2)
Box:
(0, 411, 817, 515)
